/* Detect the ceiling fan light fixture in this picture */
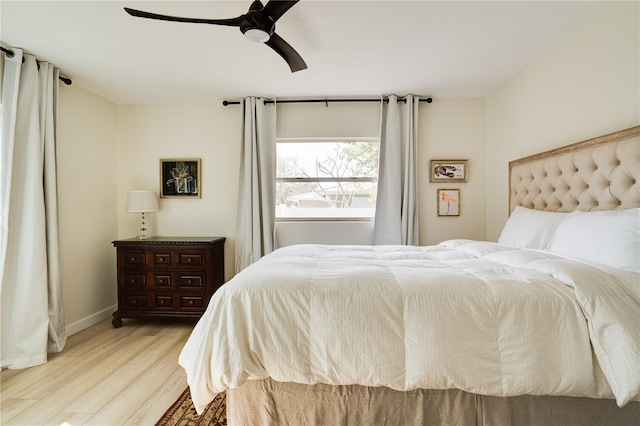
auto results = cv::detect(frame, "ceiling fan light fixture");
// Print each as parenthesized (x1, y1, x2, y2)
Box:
(244, 28, 270, 43)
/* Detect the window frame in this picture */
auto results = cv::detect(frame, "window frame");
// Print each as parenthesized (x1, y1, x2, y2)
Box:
(275, 136, 380, 222)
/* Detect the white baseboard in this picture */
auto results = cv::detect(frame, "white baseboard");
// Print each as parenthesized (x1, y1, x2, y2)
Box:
(65, 304, 117, 336)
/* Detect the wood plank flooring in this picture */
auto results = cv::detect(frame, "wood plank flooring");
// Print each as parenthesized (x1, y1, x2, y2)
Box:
(1, 318, 195, 425)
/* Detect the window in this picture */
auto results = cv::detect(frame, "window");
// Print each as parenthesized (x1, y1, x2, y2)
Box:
(276, 137, 379, 220)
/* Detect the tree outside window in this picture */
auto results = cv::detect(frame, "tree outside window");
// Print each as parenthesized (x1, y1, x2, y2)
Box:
(276, 139, 379, 219)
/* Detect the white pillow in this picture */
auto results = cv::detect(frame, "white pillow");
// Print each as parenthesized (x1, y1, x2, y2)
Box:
(547, 208, 640, 273)
(498, 206, 570, 250)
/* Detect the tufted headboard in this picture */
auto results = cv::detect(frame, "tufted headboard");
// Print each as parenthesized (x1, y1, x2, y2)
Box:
(509, 126, 640, 214)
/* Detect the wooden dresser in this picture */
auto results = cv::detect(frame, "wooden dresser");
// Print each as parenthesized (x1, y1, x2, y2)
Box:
(111, 237, 225, 328)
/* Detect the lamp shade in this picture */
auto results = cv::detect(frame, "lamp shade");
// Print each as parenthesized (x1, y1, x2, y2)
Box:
(126, 190, 159, 213)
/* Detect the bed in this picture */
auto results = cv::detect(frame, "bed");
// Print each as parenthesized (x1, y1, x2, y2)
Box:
(179, 125, 640, 425)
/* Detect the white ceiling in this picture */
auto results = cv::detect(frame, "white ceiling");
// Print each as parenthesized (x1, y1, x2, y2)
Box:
(1, 1, 613, 105)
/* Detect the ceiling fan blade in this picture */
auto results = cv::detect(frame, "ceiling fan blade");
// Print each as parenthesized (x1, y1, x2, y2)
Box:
(124, 7, 245, 27)
(265, 33, 307, 72)
(261, 0, 299, 23)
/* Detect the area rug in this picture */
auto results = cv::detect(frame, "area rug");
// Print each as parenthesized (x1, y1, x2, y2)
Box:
(156, 388, 226, 426)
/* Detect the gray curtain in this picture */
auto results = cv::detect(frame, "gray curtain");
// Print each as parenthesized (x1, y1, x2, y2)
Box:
(235, 97, 277, 272)
(373, 94, 419, 245)
(1, 49, 66, 369)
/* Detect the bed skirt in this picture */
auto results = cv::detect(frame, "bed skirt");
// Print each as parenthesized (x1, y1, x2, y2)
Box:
(227, 379, 640, 425)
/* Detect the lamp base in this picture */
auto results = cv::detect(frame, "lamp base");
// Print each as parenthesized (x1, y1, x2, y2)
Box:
(136, 212, 151, 240)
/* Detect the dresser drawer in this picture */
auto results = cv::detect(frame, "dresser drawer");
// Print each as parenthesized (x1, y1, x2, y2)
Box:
(121, 250, 147, 267)
(121, 272, 146, 289)
(153, 252, 172, 267)
(178, 273, 205, 289)
(180, 295, 205, 310)
(153, 273, 172, 289)
(154, 294, 174, 309)
(178, 251, 205, 267)
(122, 294, 149, 310)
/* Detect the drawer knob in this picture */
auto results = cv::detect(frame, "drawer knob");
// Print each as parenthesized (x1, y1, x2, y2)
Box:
(132, 299, 137, 304)
(130, 257, 135, 261)
(188, 300, 194, 305)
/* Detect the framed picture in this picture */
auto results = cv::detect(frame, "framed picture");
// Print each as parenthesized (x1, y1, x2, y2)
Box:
(430, 160, 468, 183)
(437, 188, 460, 216)
(160, 158, 201, 198)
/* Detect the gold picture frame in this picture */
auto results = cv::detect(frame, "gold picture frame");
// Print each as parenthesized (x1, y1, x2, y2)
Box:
(430, 160, 468, 183)
(159, 158, 201, 198)
(437, 188, 460, 216)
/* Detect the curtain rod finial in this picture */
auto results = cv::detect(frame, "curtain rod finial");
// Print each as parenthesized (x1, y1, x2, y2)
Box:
(1, 46, 15, 58)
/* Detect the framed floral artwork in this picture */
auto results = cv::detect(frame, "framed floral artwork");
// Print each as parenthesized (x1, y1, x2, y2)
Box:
(160, 158, 201, 198)
(437, 188, 460, 216)
(430, 160, 468, 183)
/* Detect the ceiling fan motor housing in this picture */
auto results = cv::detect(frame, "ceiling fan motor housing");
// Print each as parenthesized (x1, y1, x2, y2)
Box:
(240, 10, 274, 42)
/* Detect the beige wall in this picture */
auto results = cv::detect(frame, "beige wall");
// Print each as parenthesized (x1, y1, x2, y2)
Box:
(57, 84, 118, 333)
(485, 2, 640, 241)
(420, 98, 486, 245)
(277, 101, 380, 138)
(115, 99, 487, 254)
(116, 102, 241, 281)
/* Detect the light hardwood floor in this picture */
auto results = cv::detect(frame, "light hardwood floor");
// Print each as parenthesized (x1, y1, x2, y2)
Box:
(1, 318, 195, 425)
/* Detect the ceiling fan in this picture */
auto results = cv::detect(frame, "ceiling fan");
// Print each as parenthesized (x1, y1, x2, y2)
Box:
(124, 0, 307, 73)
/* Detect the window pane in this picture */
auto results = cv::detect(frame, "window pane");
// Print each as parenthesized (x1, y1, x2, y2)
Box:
(276, 181, 376, 219)
(277, 141, 379, 179)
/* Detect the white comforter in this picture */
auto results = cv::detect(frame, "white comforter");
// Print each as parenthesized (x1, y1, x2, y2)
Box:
(179, 240, 640, 413)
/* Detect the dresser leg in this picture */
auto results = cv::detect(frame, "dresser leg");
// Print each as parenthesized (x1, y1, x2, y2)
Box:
(112, 312, 123, 328)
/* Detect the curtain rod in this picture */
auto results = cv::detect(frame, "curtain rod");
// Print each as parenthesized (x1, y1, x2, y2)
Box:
(1, 45, 73, 86)
(222, 97, 433, 106)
